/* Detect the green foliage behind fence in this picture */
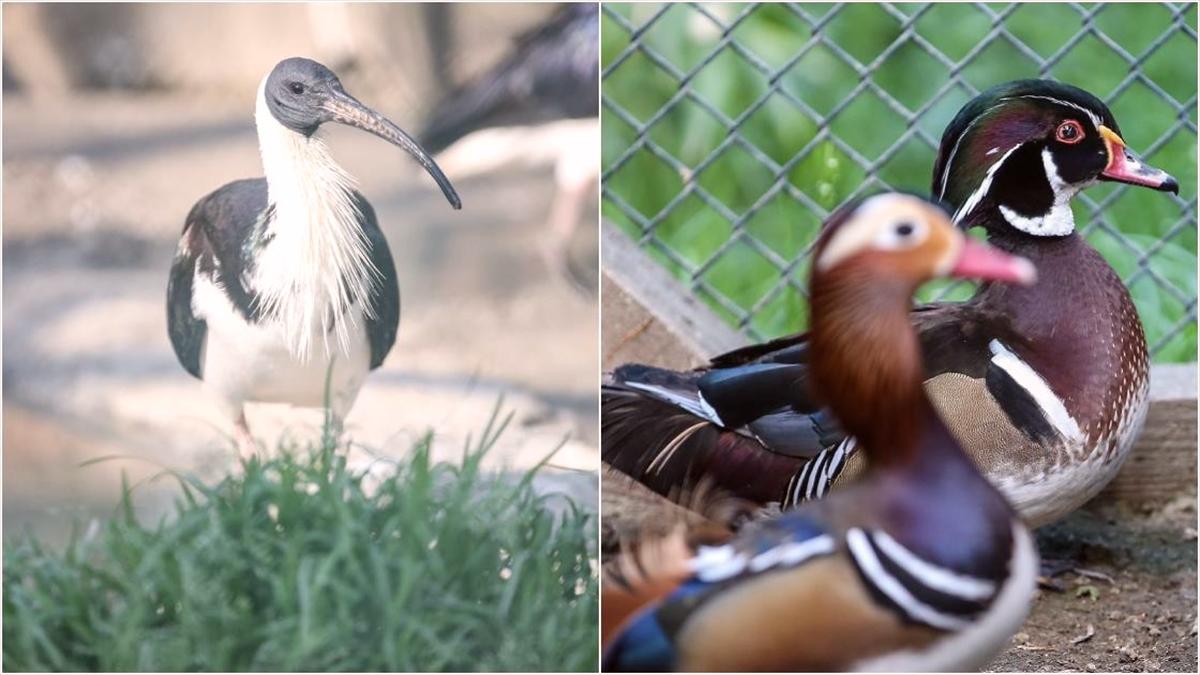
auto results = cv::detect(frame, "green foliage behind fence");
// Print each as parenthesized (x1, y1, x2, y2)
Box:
(602, 2, 1197, 362)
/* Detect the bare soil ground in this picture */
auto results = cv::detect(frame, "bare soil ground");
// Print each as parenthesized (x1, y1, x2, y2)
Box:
(990, 495, 1197, 672)
(3, 93, 599, 545)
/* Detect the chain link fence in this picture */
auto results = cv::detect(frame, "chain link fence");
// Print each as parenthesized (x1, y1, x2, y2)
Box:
(601, 2, 1197, 362)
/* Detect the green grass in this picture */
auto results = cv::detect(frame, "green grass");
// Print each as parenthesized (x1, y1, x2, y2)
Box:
(2, 409, 598, 672)
(602, 2, 1197, 361)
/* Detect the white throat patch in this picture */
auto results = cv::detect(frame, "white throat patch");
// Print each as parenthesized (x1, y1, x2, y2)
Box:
(252, 77, 379, 362)
(996, 147, 1080, 236)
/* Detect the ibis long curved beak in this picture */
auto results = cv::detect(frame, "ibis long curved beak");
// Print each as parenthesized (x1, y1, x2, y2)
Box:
(325, 90, 462, 210)
(1098, 126, 1178, 194)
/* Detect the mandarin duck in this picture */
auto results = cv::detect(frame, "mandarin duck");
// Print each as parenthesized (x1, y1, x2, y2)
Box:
(167, 57, 460, 454)
(603, 79, 1179, 528)
(603, 193, 1040, 672)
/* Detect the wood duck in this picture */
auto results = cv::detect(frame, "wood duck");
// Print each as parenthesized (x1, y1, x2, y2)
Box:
(603, 194, 1040, 672)
(603, 80, 1179, 528)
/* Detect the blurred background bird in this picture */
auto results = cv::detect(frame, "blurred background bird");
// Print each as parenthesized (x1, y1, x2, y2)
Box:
(418, 3, 599, 293)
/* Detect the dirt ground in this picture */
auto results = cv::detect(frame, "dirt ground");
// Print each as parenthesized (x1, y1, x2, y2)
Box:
(2, 92, 599, 545)
(989, 495, 1197, 672)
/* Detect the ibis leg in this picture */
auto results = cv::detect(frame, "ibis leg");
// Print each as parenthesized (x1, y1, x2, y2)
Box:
(234, 412, 258, 457)
(541, 160, 594, 296)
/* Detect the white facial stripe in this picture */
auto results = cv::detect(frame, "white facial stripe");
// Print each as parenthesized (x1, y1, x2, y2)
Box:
(1011, 94, 1102, 128)
(994, 148, 1079, 236)
(846, 529, 971, 631)
(989, 340, 1084, 442)
(871, 530, 997, 600)
(937, 102, 1007, 200)
(951, 143, 1023, 225)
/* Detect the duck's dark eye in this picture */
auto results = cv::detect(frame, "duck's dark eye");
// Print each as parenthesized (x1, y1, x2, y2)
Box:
(1055, 120, 1084, 144)
(288, 82, 306, 95)
(895, 222, 915, 237)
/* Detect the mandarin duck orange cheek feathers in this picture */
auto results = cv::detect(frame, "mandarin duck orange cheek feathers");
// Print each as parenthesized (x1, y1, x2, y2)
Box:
(603, 194, 1039, 672)
(602, 79, 1177, 528)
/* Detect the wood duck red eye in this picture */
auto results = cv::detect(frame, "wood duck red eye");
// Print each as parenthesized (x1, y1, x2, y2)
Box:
(1055, 120, 1084, 144)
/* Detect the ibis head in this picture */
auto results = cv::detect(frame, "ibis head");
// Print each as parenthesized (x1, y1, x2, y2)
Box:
(263, 57, 461, 209)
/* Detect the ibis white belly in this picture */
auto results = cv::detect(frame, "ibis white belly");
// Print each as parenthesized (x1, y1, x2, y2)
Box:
(193, 276, 372, 420)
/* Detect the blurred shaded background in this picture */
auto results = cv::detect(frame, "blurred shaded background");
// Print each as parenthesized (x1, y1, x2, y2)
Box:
(602, 2, 1196, 361)
(4, 2, 599, 544)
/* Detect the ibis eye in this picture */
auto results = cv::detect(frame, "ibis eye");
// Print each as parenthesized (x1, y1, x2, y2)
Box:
(288, 82, 306, 95)
(1055, 120, 1084, 144)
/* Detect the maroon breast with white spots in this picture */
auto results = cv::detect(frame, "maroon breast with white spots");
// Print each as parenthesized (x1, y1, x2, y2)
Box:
(980, 231, 1150, 525)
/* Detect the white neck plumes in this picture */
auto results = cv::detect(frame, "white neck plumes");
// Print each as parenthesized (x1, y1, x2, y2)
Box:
(252, 78, 379, 361)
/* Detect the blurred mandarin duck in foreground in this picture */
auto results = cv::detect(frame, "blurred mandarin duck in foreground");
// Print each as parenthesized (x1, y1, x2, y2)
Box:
(603, 194, 1039, 672)
(603, 80, 1179, 530)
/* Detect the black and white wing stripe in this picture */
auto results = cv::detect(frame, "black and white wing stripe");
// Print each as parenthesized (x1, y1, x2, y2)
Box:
(782, 437, 856, 507)
(846, 528, 1000, 632)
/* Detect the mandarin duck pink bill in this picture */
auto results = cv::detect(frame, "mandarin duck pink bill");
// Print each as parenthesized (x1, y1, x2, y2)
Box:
(603, 80, 1179, 528)
(603, 194, 1040, 672)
